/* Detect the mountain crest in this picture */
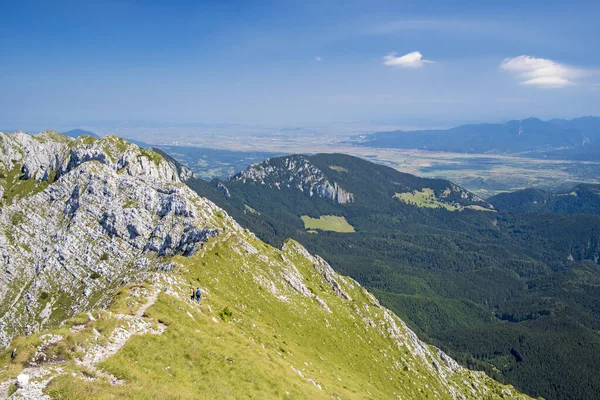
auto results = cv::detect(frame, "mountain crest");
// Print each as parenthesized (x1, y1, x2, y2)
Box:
(232, 155, 354, 204)
(0, 131, 195, 206)
(0, 131, 226, 348)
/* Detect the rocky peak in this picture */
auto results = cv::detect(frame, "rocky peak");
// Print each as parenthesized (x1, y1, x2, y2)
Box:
(0, 131, 230, 348)
(231, 155, 354, 204)
(0, 132, 184, 206)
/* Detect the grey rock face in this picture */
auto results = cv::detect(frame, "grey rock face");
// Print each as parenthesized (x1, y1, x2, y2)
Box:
(216, 182, 231, 197)
(231, 155, 354, 204)
(160, 151, 195, 182)
(447, 183, 487, 204)
(0, 131, 227, 348)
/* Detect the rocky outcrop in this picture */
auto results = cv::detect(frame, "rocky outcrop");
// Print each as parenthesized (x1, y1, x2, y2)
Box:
(231, 155, 354, 204)
(0, 132, 187, 205)
(0, 131, 227, 348)
(216, 182, 231, 197)
(446, 183, 487, 204)
(152, 147, 195, 183)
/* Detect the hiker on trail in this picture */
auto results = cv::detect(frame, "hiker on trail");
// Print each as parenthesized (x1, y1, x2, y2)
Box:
(195, 287, 202, 303)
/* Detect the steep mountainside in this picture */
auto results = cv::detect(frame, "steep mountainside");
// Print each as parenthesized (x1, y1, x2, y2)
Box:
(489, 184, 600, 214)
(355, 117, 600, 159)
(0, 131, 217, 348)
(0, 132, 527, 399)
(180, 153, 600, 400)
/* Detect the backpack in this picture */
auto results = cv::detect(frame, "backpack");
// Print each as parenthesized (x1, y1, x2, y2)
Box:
(196, 289, 201, 297)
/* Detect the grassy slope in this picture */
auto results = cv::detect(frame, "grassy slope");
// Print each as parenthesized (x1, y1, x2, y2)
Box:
(301, 215, 355, 233)
(393, 189, 495, 212)
(0, 231, 528, 399)
(393, 189, 461, 211)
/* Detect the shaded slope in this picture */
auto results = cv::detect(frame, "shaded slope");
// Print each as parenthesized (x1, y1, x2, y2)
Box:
(489, 184, 600, 214)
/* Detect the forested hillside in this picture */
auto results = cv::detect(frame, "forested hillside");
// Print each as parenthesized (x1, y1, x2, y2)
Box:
(489, 184, 600, 214)
(180, 152, 600, 400)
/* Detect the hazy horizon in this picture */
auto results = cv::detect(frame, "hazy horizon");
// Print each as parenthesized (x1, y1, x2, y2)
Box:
(4, 115, 600, 145)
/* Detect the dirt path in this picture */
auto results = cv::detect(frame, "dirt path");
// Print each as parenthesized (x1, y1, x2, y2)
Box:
(1, 286, 167, 398)
(77, 288, 166, 381)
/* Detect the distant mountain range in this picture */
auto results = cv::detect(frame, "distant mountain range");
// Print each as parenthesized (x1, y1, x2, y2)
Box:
(356, 117, 600, 160)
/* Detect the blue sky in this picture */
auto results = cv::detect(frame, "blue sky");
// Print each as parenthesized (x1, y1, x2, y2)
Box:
(1, 0, 599, 131)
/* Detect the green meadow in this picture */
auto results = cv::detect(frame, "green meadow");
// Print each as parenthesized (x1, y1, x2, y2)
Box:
(301, 215, 355, 232)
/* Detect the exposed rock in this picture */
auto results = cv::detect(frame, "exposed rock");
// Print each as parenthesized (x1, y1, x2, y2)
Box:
(0, 132, 531, 400)
(283, 241, 352, 300)
(216, 182, 231, 197)
(16, 373, 29, 388)
(155, 148, 194, 182)
(231, 155, 354, 204)
(0, 131, 224, 348)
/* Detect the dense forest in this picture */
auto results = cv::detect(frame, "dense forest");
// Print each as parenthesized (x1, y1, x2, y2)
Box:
(180, 152, 600, 400)
(489, 183, 600, 214)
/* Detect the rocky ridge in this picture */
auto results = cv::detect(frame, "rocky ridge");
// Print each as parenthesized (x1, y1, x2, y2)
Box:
(231, 155, 354, 204)
(0, 131, 223, 348)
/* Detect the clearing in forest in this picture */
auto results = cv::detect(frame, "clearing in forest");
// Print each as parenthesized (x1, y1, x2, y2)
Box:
(300, 215, 355, 233)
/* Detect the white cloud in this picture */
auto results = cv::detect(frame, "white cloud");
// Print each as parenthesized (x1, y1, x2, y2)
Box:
(501, 55, 581, 88)
(383, 51, 432, 68)
(315, 56, 322, 61)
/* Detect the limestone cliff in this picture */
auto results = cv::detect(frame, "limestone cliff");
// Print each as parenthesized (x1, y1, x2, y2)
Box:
(0, 132, 221, 348)
(231, 155, 355, 204)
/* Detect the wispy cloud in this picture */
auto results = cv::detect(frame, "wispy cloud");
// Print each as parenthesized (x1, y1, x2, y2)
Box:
(383, 51, 433, 68)
(501, 55, 581, 88)
(315, 56, 322, 61)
